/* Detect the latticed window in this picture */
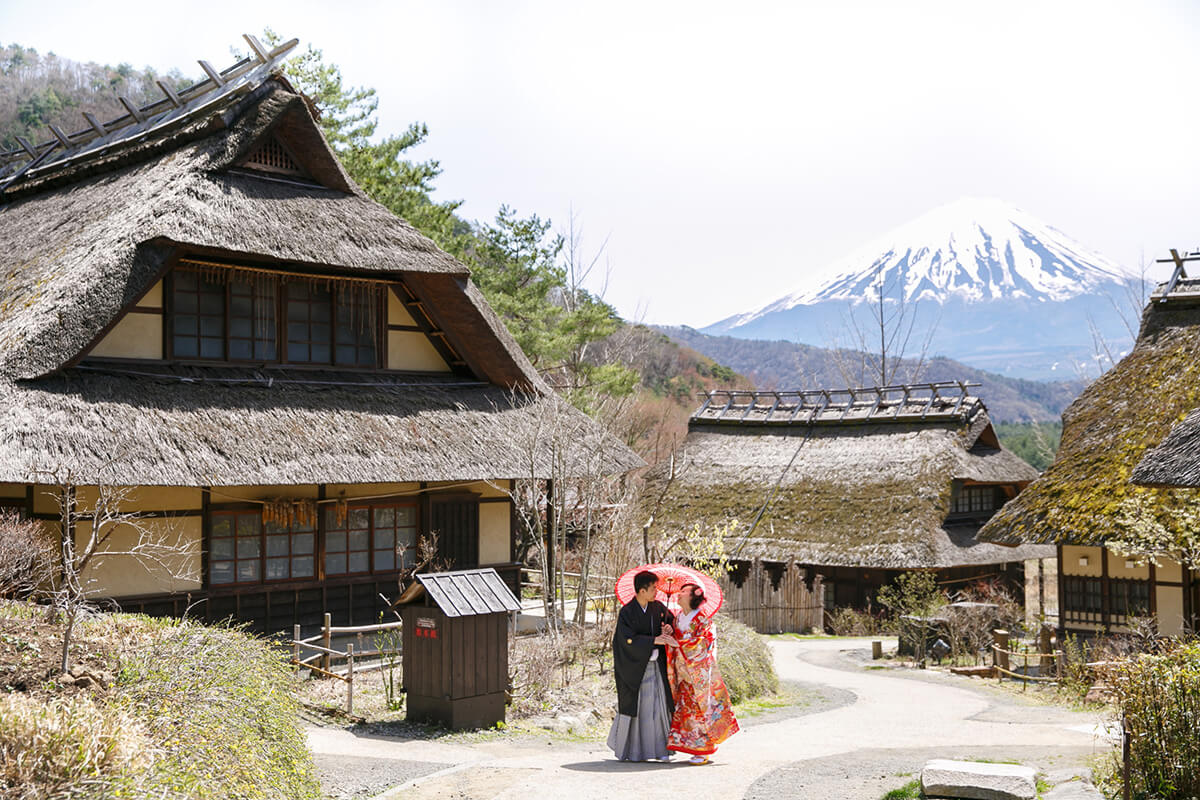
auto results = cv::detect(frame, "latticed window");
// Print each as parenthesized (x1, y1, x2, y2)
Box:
(170, 267, 381, 367)
(209, 509, 318, 586)
(324, 503, 418, 576)
(244, 136, 307, 177)
(1110, 579, 1151, 617)
(1063, 576, 1102, 615)
(209, 510, 263, 585)
(172, 271, 226, 359)
(951, 485, 1000, 515)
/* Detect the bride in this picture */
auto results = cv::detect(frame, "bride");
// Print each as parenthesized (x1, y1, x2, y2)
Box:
(666, 582, 740, 764)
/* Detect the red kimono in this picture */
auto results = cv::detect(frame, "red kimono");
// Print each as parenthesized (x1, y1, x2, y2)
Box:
(666, 611, 740, 755)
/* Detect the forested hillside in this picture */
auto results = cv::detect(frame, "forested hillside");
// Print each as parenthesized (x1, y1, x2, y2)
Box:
(659, 326, 1085, 424)
(0, 44, 187, 151)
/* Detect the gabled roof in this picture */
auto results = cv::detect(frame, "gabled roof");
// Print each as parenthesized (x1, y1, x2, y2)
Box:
(980, 268, 1200, 547)
(643, 384, 1045, 569)
(0, 39, 536, 389)
(414, 569, 521, 617)
(0, 36, 645, 485)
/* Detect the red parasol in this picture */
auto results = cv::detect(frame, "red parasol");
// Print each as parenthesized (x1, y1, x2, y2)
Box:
(614, 563, 723, 616)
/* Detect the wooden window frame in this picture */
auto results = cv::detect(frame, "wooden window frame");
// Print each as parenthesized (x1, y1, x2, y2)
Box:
(208, 505, 319, 588)
(323, 501, 418, 578)
(167, 268, 384, 369)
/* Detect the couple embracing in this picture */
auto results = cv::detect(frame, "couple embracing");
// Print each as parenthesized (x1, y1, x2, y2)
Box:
(608, 569, 739, 764)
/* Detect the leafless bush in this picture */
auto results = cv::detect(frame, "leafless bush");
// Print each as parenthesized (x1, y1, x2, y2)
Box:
(0, 512, 54, 597)
(827, 606, 890, 637)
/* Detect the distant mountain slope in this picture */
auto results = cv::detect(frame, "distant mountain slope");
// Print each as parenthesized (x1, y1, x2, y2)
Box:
(659, 326, 1084, 423)
(703, 198, 1138, 380)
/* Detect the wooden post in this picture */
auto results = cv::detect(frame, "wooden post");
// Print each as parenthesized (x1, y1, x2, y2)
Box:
(293, 624, 301, 667)
(346, 643, 355, 716)
(322, 612, 332, 674)
(1039, 625, 1054, 674)
(993, 629, 1010, 679)
(872, 641, 883, 660)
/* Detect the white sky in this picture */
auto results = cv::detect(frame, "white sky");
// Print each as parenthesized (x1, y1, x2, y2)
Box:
(3, 1, 1198, 327)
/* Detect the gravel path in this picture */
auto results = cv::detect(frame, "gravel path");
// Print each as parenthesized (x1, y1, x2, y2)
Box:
(306, 637, 1114, 799)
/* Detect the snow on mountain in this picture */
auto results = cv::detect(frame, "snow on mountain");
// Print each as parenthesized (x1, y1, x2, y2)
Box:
(721, 197, 1131, 331)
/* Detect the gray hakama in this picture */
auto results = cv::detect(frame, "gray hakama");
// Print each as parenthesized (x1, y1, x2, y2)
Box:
(607, 658, 671, 761)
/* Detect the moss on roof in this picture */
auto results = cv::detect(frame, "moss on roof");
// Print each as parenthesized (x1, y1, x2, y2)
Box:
(981, 300, 1200, 546)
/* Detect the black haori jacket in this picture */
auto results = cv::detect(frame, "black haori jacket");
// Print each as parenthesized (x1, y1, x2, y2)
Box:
(612, 598, 675, 717)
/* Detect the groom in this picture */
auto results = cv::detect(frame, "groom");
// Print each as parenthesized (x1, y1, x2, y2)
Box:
(607, 569, 677, 761)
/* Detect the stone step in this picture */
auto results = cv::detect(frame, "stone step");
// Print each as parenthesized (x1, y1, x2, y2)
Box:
(920, 759, 1037, 800)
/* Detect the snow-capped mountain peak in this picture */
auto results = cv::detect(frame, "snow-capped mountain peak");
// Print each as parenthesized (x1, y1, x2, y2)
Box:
(728, 197, 1131, 327)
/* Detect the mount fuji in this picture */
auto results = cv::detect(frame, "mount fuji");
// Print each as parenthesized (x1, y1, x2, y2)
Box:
(702, 198, 1139, 380)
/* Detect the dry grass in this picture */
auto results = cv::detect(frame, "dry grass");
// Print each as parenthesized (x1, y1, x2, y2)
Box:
(0, 602, 320, 800)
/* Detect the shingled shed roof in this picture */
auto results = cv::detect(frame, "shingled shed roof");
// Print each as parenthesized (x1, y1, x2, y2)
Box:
(415, 569, 521, 617)
(643, 383, 1045, 569)
(980, 252, 1200, 546)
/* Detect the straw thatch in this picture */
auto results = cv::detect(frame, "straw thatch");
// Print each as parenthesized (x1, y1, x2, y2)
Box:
(0, 364, 642, 486)
(643, 396, 1045, 569)
(1133, 406, 1200, 487)
(980, 293, 1200, 546)
(0, 70, 645, 487)
(0, 78, 538, 388)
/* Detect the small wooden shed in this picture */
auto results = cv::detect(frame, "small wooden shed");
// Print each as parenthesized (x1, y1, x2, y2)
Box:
(401, 568, 521, 730)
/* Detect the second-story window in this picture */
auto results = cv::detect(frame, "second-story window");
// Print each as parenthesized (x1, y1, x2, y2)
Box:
(951, 485, 1001, 515)
(170, 267, 380, 367)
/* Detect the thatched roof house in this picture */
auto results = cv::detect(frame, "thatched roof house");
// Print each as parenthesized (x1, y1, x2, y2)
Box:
(643, 383, 1047, 614)
(979, 258, 1200, 635)
(0, 37, 640, 631)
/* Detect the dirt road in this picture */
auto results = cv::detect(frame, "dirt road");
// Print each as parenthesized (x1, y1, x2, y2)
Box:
(308, 637, 1113, 799)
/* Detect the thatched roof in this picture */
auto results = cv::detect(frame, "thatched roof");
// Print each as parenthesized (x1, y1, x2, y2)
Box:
(0, 365, 641, 485)
(980, 285, 1200, 546)
(643, 386, 1045, 569)
(0, 72, 537, 387)
(1132, 406, 1200, 488)
(0, 48, 644, 486)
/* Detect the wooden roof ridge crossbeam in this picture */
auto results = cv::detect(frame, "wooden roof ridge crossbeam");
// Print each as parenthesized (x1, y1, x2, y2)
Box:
(690, 381, 982, 426)
(1153, 248, 1200, 302)
(0, 34, 299, 187)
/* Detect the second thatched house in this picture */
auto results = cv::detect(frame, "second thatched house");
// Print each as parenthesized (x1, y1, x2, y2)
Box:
(0, 37, 641, 633)
(980, 253, 1200, 638)
(642, 382, 1049, 630)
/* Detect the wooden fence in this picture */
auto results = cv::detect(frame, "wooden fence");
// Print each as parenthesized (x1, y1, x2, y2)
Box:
(718, 559, 825, 634)
(290, 612, 404, 715)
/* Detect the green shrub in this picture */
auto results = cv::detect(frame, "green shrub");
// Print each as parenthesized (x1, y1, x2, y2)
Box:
(828, 606, 891, 637)
(110, 615, 320, 799)
(715, 614, 778, 703)
(1110, 641, 1200, 800)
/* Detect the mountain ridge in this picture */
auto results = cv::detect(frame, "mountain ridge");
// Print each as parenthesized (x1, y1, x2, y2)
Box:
(703, 198, 1138, 380)
(657, 325, 1085, 423)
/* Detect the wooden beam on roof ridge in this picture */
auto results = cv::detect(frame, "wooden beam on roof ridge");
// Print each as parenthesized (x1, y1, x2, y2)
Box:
(47, 125, 73, 148)
(243, 34, 273, 63)
(157, 80, 183, 108)
(198, 60, 226, 87)
(118, 96, 147, 124)
(14, 136, 38, 157)
(82, 112, 108, 137)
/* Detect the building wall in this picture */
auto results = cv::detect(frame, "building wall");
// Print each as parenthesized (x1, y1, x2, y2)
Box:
(1059, 544, 1188, 636)
(83, 280, 452, 372)
(28, 480, 513, 601)
(387, 288, 450, 372)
